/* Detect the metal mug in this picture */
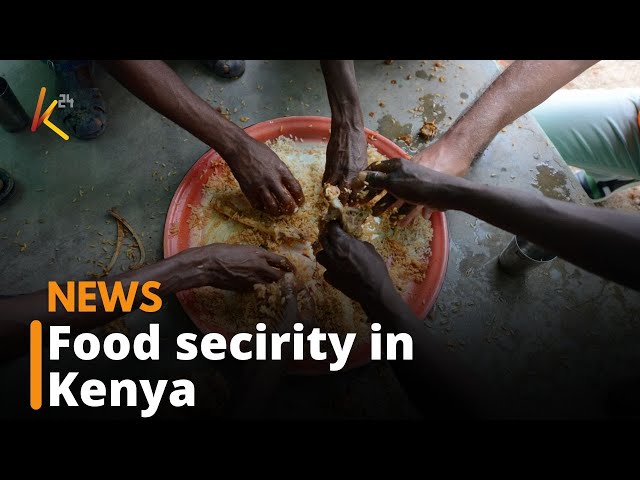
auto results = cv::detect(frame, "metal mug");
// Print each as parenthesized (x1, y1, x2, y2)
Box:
(498, 235, 557, 274)
(0, 77, 30, 133)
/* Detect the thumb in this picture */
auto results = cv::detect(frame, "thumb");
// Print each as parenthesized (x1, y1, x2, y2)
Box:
(359, 170, 389, 189)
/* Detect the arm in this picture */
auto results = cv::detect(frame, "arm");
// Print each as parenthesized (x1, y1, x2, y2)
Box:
(364, 159, 640, 291)
(320, 60, 367, 202)
(437, 60, 598, 171)
(374, 60, 599, 224)
(0, 244, 293, 361)
(317, 222, 487, 417)
(99, 60, 304, 216)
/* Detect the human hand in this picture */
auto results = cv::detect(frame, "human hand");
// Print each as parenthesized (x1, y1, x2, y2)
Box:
(272, 272, 317, 336)
(371, 138, 472, 225)
(316, 222, 394, 306)
(324, 122, 368, 204)
(225, 136, 305, 216)
(363, 158, 466, 215)
(179, 244, 294, 292)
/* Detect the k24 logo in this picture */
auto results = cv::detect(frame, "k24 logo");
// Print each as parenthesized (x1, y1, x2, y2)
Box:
(31, 87, 73, 141)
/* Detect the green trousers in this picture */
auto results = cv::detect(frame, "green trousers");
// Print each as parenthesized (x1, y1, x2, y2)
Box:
(531, 88, 640, 182)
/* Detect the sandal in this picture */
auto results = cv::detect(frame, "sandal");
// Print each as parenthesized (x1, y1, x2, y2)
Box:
(50, 60, 107, 140)
(575, 170, 640, 202)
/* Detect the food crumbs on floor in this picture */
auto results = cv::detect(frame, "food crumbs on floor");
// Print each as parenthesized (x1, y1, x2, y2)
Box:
(397, 134, 413, 146)
(419, 120, 438, 140)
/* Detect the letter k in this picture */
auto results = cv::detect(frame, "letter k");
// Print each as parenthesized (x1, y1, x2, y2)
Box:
(31, 87, 69, 140)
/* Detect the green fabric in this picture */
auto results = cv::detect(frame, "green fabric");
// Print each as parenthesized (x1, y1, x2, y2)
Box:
(531, 88, 640, 182)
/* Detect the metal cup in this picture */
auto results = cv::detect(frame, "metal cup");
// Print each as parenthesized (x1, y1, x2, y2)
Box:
(0, 77, 30, 132)
(498, 235, 557, 274)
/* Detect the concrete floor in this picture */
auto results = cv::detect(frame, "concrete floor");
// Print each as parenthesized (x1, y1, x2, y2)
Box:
(1, 60, 639, 419)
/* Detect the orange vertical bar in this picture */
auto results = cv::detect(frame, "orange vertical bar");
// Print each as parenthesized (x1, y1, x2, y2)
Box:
(30, 320, 42, 410)
(31, 88, 46, 132)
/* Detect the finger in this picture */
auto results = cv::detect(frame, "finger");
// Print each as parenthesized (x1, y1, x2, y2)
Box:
(365, 158, 403, 173)
(281, 272, 296, 299)
(280, 273, 299, 326)
(319, 220, 341, 249)
(322, 169, 339, 187)
(338, 184, 350, 205)
(260, 189, 280, 216)
(380, 200, 405, 222)
(372, 193, 397, 216)
(361, 170, 389, 189)
(271, 184, 297, 215)
(398, 206, 422, 227)
(315, 250, 331, 268)
(422, 207, 432, 220)
(245, 191, 264, 212)
(259, 267, 286, 284)
(264, 252, 295, 272)
(388, 199, 409, 223)
(356, 186, 382, 205)
(323, 270, 339, 288)
(317, 250, 341, 275)
(282, 174, 305, 205)
(397, 202, 417, 217)
(345, 175, 366, 205)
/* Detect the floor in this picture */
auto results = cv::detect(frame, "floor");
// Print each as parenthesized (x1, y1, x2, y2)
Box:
(1, 60, 639, 419)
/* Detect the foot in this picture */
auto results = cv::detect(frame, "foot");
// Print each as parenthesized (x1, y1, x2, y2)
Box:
(203, 60, 246, 79)
(53, 61, 107, 140)
(574, 170, 637, 202)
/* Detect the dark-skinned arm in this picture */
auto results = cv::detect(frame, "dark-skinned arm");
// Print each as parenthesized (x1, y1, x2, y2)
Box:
(99, 60, 304, 216)
(364, 159, 640, 291)
(375, 60, 599, 224)
(0, 244, 293, 361)
(317, 222, 488, 417)
(320, 60, 367, 202)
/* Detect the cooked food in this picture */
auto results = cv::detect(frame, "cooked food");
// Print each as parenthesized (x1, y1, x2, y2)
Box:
(321, 183, 371, 238)
(187, 136, 434, 339)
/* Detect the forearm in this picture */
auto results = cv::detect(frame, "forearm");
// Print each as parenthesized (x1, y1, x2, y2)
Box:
(457, 182, 640, 290)
(443, 60, 598, 163)
(0, 249, 203, 360)
(364, 290, 485, 417)
(99, 60, 246, 158)
(320, 60, 363, 128)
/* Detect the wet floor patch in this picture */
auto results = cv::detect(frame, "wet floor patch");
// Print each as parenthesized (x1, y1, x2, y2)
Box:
(377, 114, 412, 142)
(418, 94, 446, 124)
(533, 164, 571, 201)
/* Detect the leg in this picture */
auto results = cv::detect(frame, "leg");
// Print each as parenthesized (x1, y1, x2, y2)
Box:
(532, 88, 640, 182)
(46, 60, 108, 140)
